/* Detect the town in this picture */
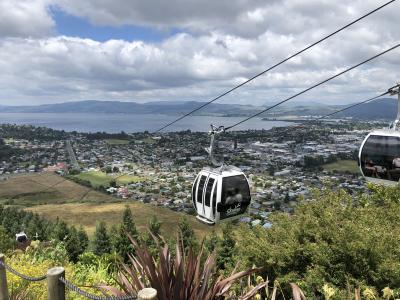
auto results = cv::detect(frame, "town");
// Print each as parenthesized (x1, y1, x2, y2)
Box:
(0, 121, 381, 227)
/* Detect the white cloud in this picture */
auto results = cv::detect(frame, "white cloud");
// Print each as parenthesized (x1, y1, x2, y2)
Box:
(0, 0, 54, 38)
(0, 0, 399, 106)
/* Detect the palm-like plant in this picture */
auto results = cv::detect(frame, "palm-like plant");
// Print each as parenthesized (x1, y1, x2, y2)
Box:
(102, 233, 267, 300)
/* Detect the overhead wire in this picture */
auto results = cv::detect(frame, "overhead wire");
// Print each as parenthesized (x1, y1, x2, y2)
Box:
(224, 43, 400, 131)
(154, 0, 398, 133)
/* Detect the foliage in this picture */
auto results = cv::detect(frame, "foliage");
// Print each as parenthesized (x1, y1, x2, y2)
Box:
(217, 223, 236, 270)
(0, 225, 14, 253)
(112, 206, 139, 261)
(143, 215, 163, 257)
(235, 186, 400, 297)
(178, 216, 198, 252)
(5, 243, 112, 299)
(93, 221, 112, 256)
(204, 229, 219, 254)
(102, 234, 267, 300)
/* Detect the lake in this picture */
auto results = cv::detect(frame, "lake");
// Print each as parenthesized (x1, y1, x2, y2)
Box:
(0, 113, 293, 133)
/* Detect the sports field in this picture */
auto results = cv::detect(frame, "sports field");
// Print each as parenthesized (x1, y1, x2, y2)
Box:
(73, 171, 144, 187)
(323, 159, 360, 174)
(104, 139, 131, 145)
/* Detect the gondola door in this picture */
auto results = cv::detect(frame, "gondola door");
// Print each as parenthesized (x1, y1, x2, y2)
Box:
(195, 174, 208, 217)
(203, 176, 216, 221)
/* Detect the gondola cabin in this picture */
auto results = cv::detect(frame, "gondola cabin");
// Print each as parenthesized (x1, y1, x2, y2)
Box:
(15, 232, 28, 243)
(359, 130, 400, 185)
(192, 167, 251, 225)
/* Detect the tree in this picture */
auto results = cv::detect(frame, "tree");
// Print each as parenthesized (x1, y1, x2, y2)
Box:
(52, 219, 69, 242)
(77, 226, 89, 254)
(236, 186, 400, 296)
(0, 226, 14, 253)
(217, 223, 235, 270)
(148, 215, 162, 236)
(178, 217, 198, 252)
(113, 206, 139, 261)
(93, 221, 112, 256)
(144, 215, 163, 257)
(205, 230, 219, 254)
(64, 226, 81, 262)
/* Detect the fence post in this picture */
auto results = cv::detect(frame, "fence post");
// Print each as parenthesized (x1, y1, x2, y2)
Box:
(138, 287, 157, 300)
(0, 254, 8, 300)
(47, 267, 65, 300)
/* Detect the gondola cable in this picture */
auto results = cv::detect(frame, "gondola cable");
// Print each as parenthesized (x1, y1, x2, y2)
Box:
(154, 0, 398, 133)
(224, 43, 400, 131)
(294, 85, 398, 125)
(191, 44, 400, 224)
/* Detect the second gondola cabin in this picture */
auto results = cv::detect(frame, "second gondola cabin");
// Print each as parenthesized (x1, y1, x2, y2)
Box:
(359, 129, 400, 185)
(192, 167, 251, 225)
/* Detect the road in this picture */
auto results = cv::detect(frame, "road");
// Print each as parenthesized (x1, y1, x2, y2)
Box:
(66, 140, 80, 170)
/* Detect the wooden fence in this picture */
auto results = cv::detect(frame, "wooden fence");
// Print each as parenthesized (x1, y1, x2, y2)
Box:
(0, 254, 157, 300)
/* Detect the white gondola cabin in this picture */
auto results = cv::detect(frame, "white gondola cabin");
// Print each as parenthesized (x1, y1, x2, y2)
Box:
(192, 166, 251, 225)
(358, 83, 400, 185)
(16, 232, 28, 243)
(359, 130, 400, 185)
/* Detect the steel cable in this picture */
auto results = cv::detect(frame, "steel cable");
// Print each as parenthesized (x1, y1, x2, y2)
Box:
(224, 43, 400, 131)
(154, 0, 397, 132)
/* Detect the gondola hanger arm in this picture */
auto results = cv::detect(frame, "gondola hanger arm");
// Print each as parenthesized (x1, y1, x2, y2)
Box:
(205, 124, 225, 167)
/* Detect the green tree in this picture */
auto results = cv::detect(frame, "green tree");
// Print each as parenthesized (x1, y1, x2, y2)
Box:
(205, 230, 219, 253)
(64, 226, 81, 262)
(52, 219, 69, 242)
(148, 215, 162, 236)
(217, 223, 235, 270)
(178, 217, 198, 252)
(0, 226, 14, 253)
(113, 206, 139, 261)
(77, 226, 89, 254)
(236, 186, 400, 296)
(93, 221, 112, 256)
(144, 215, 163, 257)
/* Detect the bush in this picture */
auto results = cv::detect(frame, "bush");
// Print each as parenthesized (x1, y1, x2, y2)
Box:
(236, 186, 400, 296)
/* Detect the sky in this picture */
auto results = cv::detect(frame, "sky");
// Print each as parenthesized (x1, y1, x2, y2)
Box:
(0, 0, 399, 106)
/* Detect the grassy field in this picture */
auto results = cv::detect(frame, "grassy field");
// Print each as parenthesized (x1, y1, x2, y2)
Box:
(27, 202, 213, 238)
(0, 173, 213, 239)
(323, 160, 360, 174)
(104, 139, 131, 145)
(73, 171, 143, 187)
(0, 173, 113, 206)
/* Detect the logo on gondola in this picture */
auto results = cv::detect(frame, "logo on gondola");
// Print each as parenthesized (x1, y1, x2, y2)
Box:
(226, 203, 241, 216)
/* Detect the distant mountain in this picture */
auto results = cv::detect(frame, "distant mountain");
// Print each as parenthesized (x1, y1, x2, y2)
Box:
(335, 98, 398, 120)
(0, 98, 397, 120)
(0, 100, 263, 116)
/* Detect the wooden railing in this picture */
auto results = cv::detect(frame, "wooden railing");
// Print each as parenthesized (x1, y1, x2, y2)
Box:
(0, 254, 157, 300)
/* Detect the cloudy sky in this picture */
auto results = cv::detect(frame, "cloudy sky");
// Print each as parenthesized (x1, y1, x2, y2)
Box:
(0, 0, 399, 106)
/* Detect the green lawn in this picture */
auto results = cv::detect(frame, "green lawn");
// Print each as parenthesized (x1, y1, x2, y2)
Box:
(323, 160, 360, 174)
(4, 138, 14, 144)
(143, 137, 156, 144)
(74, 171, 144, 187)
(104, 139, 131, 145)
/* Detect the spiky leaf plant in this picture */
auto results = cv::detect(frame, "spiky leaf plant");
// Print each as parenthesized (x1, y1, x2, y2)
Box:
(102, 233, 267, 300)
